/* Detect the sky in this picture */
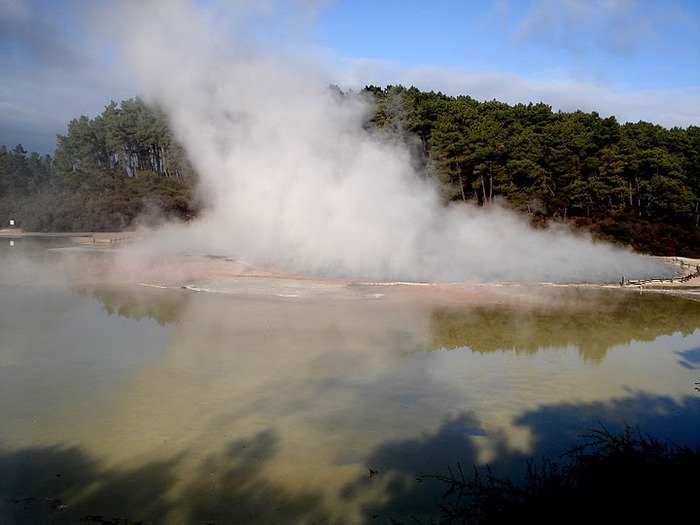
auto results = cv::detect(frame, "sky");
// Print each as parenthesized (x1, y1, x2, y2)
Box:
(0, 0, 698, 155)
(2, 0, 681, 282)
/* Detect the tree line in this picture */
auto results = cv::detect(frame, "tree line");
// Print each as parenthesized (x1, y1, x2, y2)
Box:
(364, 85, 699, 256)
(1, 88, 698, 256)
(0, 98, 197, 231)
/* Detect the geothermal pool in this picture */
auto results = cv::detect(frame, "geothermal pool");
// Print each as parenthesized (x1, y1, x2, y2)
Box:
(2, 237, 700, 524)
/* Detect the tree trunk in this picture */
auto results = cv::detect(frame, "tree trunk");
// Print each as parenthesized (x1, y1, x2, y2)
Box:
(628, 181, 633, 207)
(480, 174, 486, 205)
(636, 176, 642, 217)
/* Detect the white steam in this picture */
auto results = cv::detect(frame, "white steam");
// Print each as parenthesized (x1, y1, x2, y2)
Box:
(100, 0, 669, 284)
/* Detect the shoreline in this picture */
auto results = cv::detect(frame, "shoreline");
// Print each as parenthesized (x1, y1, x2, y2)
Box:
(0, 229, 141, 243)
(624, 256, 700, 289)
(2, 230, 699, 290)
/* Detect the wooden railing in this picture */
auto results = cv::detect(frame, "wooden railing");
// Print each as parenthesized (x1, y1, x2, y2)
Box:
(622, 259, 700, 286)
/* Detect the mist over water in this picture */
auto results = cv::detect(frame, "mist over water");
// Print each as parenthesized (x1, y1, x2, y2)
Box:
(102, 0, 669, 284)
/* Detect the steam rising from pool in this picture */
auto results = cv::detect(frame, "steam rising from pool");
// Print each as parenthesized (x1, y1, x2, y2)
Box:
(98, 0, 670, 284)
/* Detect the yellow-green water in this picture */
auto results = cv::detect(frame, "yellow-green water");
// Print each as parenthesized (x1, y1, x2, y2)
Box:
(2, 238, 700, 524)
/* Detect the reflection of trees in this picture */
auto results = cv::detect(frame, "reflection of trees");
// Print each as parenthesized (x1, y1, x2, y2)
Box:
(341, 413, 498, 523)
(0, 445, 176, 524)
(85, 285, 700, 365)
(430, 288, 700, 362)
(184, 430, 334, 524)
(0, 429, 334, 525)
(3, 391, 699, 523)
(349, 391, 700, 523)
(88, 287, 189, 325)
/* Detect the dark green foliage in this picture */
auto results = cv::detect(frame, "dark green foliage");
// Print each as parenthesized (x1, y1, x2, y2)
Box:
(0, 144, 53, 199)
(426, 423, 700, 524)
(363, 86, 699, 256)
(1, 172, 197, 232)
(54, 98, 194, 178)
(1, 89, 698, 256)
(0, 98, 198, 232)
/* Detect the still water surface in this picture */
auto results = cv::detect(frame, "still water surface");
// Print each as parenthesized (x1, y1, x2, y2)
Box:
(2, 237, 700, 523)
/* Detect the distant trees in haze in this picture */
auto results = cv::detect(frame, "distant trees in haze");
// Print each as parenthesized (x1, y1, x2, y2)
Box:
(0, 98, 198, 231)
(0, 87, 698, 257)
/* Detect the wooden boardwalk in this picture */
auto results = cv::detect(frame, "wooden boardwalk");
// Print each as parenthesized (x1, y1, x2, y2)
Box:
(622, 258, 700, 287)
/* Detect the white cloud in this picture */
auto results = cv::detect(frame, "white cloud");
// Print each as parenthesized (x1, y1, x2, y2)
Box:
(1, 0, 696, 155)
(513, 0, 656, 56)
(0, 0, 135, 152)
(330, 59, 700, 129)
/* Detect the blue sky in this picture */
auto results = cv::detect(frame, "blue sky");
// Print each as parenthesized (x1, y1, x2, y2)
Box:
(1, 0, 699, 154)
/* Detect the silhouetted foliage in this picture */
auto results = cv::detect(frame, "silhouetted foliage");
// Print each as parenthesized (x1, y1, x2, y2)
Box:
(425, 423, 700, 524)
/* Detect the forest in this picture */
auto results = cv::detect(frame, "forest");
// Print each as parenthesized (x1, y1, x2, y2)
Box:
(1, 86, 698, 256)
(0, 98, 198, 232)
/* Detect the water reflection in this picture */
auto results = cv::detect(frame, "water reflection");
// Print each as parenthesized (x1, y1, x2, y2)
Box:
(88, 283, 700, 360)
(90, 287, 187, 325)
(430, 288, 700, 362)
(2, 245, 700, 523)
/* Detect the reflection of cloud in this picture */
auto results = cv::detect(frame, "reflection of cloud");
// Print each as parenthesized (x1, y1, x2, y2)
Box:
(6, 270, 700, 522)
(356, 390, 700, 523)
(5, 390, 699, 523)
(514, 389, 700, 457)
(676, 347, 700, 370)
(0, 434, 335, 524)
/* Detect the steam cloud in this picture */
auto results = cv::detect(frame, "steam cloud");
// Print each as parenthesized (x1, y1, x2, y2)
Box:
(100, 0, 669, 284)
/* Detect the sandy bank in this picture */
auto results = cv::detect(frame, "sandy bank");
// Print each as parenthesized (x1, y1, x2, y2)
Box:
(0, 230, 142, 242)
(624, 257, 700, 289)
(3, 230, 699, 291)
